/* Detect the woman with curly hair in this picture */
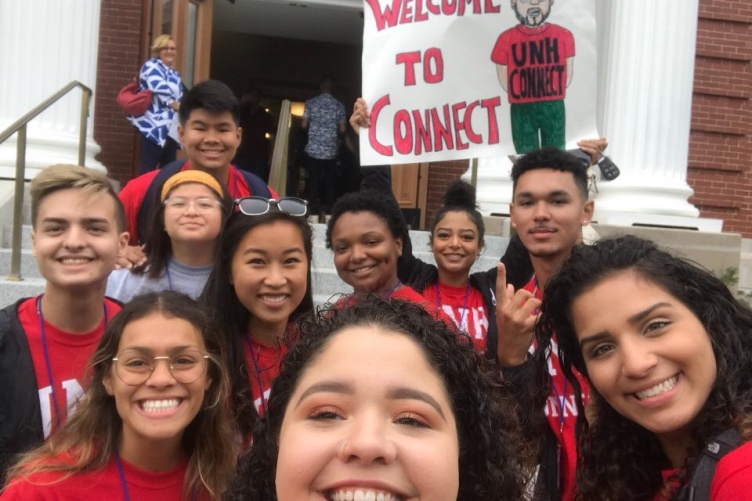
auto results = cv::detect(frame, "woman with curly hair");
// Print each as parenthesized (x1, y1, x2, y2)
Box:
(224, 295, 534, 501)
(201, 198, 313, 439)
(535, 235, 752, 500)
(1, 291, 237, 500)
(326, 190, 448, 321)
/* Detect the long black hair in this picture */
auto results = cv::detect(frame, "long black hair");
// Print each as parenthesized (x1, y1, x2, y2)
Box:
(200, 209, 314, 437)
(535, 235, 752, 500)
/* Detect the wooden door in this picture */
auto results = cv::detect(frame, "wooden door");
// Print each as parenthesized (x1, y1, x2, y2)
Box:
(391, 163, 429, 229)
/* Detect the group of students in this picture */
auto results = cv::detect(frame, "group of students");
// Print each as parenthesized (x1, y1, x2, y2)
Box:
(0, 79, 750, 501)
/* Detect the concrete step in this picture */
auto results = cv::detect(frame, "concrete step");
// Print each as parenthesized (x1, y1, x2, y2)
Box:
(2, 224, 33, 249)
(0, 277, 46, 306)
(0, 248, 39, 279)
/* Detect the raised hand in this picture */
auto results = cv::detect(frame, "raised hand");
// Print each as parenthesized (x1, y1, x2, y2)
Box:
(576, 137, 608, 165)
(495, 262, 541, 366)
(349, 98, 370, 134)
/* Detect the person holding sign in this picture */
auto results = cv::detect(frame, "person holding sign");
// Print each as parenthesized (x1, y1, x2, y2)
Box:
(491, 0, 575, 154)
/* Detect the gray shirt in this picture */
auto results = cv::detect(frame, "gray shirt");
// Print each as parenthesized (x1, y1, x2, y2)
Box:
(106, 258, 212, 303)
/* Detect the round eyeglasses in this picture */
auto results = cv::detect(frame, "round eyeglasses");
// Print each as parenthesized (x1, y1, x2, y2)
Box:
(235, 196, 308, 217)
(164, 196, 222, 213)
(112, 349, 210, 385)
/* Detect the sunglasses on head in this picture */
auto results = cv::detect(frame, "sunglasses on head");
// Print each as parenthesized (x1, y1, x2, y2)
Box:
(234, 196, 308, 217)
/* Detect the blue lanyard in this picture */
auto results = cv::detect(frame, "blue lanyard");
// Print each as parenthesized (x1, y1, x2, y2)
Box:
(115, 452, 196, 501)
(385, 279, 402, 298)
(165, 263, 173, 291)
(115, 453, 132, 501)
(550, 375, 568, 491)
(36, 295, 108, 429)
(243, 335, 269, 415)
(434, 282, 471, 330)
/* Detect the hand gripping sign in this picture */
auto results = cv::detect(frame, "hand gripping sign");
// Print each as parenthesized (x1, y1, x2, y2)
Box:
(359, 0, 598, 166)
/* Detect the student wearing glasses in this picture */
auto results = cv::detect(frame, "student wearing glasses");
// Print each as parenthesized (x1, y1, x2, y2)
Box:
(107, 170, 231, 303)
(118, 80, 275, 267)
(1, 291, 237, 500)
(201, 196, 313, 441)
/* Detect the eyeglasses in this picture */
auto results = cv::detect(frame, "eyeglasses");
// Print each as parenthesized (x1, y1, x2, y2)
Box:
(112, 349, 210, 385)
(164, 196, 222, 213)
(235, 197, 308, 217)
(161, 46, 177, 52)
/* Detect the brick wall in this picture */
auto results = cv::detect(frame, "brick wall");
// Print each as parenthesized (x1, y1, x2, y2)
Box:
(424, 160, 470, 227)
(688, 0, 752, 235)
(94, 0, 144, 187)
(422, 1, 752, 235)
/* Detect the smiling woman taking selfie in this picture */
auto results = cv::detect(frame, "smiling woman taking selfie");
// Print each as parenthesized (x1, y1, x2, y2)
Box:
(224, 295, 533, 501)
(1, 291, 237, 500)
(535, 236, 752, 501)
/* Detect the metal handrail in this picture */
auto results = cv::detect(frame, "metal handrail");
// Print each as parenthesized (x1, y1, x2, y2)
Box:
(0, 80, 92, 281)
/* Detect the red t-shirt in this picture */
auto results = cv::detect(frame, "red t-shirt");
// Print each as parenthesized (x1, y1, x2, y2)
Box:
(243, 337, 288, 418)
(523, 277, 588, 501)
(2, 454, 200, 500)
(421, 282, 488, 351)
(710, 440, 752, 500)
(491, 23, 575, 105)
(389, 285, 456, 326)
(118, 161, 277, 244)
(18, 296, 121, 438)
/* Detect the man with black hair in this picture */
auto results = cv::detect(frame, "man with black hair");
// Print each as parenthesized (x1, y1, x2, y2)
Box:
(118, 79, 275, 264)
(495, 147, 595, 501)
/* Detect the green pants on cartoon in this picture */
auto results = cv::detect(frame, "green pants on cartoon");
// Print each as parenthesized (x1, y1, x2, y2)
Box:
(510, 100, 565, 154)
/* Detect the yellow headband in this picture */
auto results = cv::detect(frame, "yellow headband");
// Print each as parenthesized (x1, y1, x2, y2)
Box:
(160, 170, 224, 202)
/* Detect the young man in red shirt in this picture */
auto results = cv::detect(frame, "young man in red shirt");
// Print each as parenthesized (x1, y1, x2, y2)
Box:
(0, 164, 129, 481)
(494, 146, 599, 501)
(118, 80, 275, 265)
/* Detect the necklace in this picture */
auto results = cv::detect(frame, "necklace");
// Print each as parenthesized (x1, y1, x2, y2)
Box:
(36, 294, 108, 429)
(434, 282, 471, 331)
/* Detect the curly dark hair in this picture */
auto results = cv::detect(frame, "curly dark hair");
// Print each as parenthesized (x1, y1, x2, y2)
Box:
(200, 209, 314, 438)
(511, 147, 589, 200)
(428, 179, 485, 250)
(326, 190, 409, 252)
(534, 235, 752, 500)
(224, 295, 534, 501)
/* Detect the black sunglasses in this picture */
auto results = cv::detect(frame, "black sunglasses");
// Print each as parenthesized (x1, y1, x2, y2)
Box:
(234, 196, 308, 217)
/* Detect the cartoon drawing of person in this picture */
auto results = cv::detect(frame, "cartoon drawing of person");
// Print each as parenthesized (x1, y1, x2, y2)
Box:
(491, 0, 575, 154)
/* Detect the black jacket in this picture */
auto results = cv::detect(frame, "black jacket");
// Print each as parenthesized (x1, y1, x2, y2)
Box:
(397, 232, 532, 360)
(0, 299, 43, 483)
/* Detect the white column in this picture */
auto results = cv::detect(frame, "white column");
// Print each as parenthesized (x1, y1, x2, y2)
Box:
(0, 0, 107, 178)
(592, 0, 716, 229)
(467, 0, 721, 231)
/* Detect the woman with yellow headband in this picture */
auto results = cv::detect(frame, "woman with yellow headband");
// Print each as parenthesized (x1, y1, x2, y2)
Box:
(107, 170, 231, 302)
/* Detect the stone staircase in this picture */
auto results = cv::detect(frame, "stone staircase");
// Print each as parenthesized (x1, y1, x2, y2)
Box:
(0, 217, 512, 307)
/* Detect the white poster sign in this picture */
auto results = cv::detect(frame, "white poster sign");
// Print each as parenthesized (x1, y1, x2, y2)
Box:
(360, 0, 598, 165)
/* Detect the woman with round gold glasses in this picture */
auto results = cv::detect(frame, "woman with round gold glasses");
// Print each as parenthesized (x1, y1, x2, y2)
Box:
(2, 291, 237, 500)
